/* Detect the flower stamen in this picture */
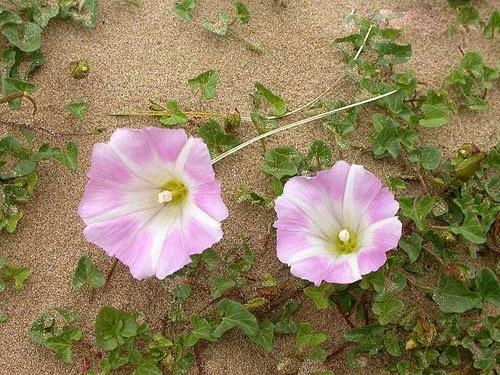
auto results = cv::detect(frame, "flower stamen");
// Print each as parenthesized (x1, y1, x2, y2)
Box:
(158, 190, 173, 204)
(338, 229, 350, 242)
(333, 228, 358, 255)
(160, 179, 188, 205)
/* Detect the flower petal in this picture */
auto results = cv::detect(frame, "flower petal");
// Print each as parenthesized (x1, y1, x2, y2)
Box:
(190, 180, 228, 221)
(360, 216, 402, 253)
(290, 254, 362, 286)
(356, 249, 388, 275)
(175, 137, 214, 186)
(109, 127, 188, 186)
(358, 187, 400, 232)
(342, 164, 383, 229)
(78, 179, 159, 224)
(155, 204, 224, 279)
(275, 176, 341, 240)
(83, 207, 163, 279)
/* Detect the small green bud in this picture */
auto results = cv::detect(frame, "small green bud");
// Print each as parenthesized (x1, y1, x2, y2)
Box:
(455, 152, 486, 181)
(224, 112, 241, 133)
(70, 60, 90, 79)
(458, 143, 481, 158)
(244, 297, 268, 312)
(249, 42, 264, 54)
(405, 338, 418, 350)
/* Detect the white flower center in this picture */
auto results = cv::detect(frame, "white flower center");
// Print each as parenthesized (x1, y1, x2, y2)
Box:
(338, 229, 350, 243)
(158, 190, 173, 204)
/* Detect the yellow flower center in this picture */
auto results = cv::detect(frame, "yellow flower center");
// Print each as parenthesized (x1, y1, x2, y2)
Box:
(158, 179, 188, 205)
(332, 228, 358, 255)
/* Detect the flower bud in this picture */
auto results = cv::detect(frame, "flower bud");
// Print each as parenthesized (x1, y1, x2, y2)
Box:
(70, 60, 90, 79)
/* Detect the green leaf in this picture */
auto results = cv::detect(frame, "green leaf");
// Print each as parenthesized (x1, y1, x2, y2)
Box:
(72, 255, 105, 290)
(296, 322, 327, 352)
(386, 177, 407, 193)
(198, 119, 238, 157)
(5, 159, 37, 178)
(213, 299, 258, 338)
(372, 42, 412, 66)
(306, 140, 332, 170)
(304, 284, 334, 310)
(188, 316, 217, 344)
(262, 147, 302, 180)
(399, 195, 434, 231)
(457, 7, 480, 26)
(58, 0, 98, 28)
(253, 83, 287, 116)
(419, 91, 450, 128)
(0, 10, 22, 28)
(53, 141, 78, 172)
(173, 0, 196, 21)
(371, 114, 401, 159)
(483, 10, 500, 38)
(439, 346, 460, 366)
(95, 306, 139, 351)
(384, 330, 402, 357)
(1, 264, 30, 289)
(30, 309, 82, 364)
(188, 69, 219, 100)
(360, 269, 385, 292)
(249, 320, 274, 352)
(2, 22, 42, 52)
(448, 0, 470, 8)
(236, 186, 273, 208)
(432, 276, 482, 313)
(209, 276, 236, 299)
(32, 1, 60, 28)
(132, 360, 162, 375)
(485, 175, 500, 202)
(159, 100, 187, 126)
(203, 12, 230, 36)
(1, 77, 36, 109)
(65, 102, 88, 120)
(172, 285, 191, 301)
(344, 324, 385, 343)
(234, 2, 250, 25)
(416, 146, 441, 170)
(322, 100, 357, 136)
(475, 268, 500, 306)
(372, 298, 404, 325)
(450, 215, 485, 244)
(419, 103, 449, 128)
(45, 328, 82, 364)
(399, 233, 422, 263)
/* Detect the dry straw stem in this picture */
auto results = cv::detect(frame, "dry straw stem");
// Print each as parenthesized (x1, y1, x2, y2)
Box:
(264, 24, 374, 121)
(211, 89, 398, 164)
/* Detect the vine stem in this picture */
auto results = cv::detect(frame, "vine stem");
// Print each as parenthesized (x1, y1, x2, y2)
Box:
(211, 90, 398, 164)
(0, 119, 94, 139)
(353, 24, 374, 60)
(332, 297, 355, 328)
(102, 258, 119, 293)
(264, 25, 374, 121)
(110, 109, 251, 122)
(0, 91, 37, 115)
(406, 274, 435, 293)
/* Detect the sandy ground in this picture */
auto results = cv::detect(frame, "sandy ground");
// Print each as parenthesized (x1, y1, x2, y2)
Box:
(0, 0, 499, 374)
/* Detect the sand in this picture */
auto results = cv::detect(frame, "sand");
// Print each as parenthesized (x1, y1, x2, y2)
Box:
(0, 0, 499, 374)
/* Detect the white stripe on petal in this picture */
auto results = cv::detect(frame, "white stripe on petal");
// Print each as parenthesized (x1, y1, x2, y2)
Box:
(82, 188, 161, 225)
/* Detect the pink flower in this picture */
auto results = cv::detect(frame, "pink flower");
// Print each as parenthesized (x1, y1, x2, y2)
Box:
(78, 128, 228, 280)
(274, 161, 402, 285)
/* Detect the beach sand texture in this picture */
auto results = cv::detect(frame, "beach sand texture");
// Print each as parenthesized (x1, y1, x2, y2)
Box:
(0, 0, 499, 374)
